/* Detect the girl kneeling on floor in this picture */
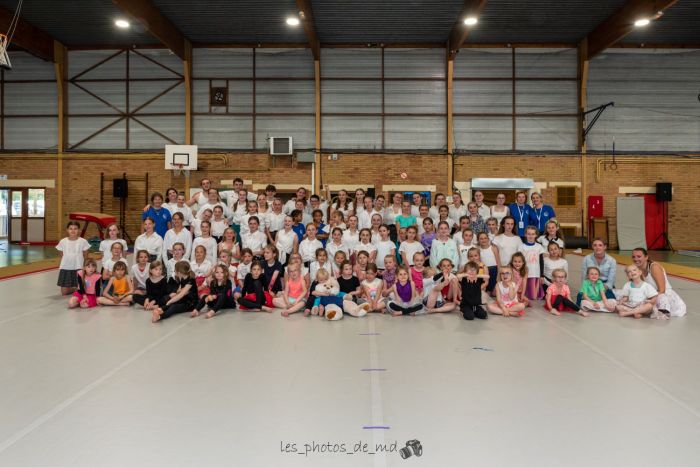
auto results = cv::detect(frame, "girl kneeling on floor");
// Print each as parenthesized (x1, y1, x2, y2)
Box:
(425, 258, 459, 314)
(68, 258, 101, 309)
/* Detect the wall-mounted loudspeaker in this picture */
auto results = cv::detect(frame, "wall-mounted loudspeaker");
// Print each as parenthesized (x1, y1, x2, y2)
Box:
(656, 182, 672, 202)
(113, 179, 128, 198)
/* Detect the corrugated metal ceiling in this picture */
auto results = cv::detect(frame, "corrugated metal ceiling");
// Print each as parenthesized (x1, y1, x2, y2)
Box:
(0, 0, 159, 46)
(152, 0, 306, 43)
(0, 0, 697, 47)
(465, 0, 629, 44)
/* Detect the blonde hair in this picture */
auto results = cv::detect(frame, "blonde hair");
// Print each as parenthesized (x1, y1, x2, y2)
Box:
(315, 268, 330, 282)
(552, 268, 568, 279)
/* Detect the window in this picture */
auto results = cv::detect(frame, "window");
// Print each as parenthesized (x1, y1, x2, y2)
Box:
(556, 186, 576, 207)
(28, 189, 45, 218)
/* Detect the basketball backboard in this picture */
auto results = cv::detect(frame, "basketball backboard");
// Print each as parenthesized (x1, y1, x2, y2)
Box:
(165, 145, 198, 171)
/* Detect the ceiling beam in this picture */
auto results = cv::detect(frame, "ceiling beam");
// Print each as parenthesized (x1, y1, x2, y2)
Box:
(111, 0, 189, 60)
(296, 0, 320, 60)
(0, 7, 55, 61)
(585, 0, 680, 59)
(447, 0, 488, 60)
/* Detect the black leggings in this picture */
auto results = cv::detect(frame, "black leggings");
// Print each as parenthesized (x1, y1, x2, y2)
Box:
(237, 282, 266, 309)
(388, 302, 423, 315)
(551, 295, 580, 311)
(160, 300, 195, 320)
(133, 294, 167, 308)
(460, 304, 488, 320)
(196, 294, 236, 313)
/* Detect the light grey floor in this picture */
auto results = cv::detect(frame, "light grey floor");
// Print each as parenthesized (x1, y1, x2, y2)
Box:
(0, 257, 699, 467)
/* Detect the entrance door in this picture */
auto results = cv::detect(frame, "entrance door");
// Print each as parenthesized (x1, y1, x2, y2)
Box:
(0, 189, 8, 239)
(9, 188, 45, 243)
(643, 194, 665, 250)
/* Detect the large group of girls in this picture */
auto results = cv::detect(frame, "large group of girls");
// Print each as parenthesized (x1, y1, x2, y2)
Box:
(56, 177, 687, 323)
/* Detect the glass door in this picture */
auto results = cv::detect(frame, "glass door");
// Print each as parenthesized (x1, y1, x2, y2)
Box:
(9, 188, 45, 243)
(0, 189, 8, 239)
(10, 189, 24, 242)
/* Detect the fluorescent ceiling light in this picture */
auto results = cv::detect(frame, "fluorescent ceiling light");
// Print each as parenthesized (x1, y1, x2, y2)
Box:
(634, 18, 651, 27)
(115, 19, 130, 29)
(464, 16, 478, 26)
(286, 17, 300, 26)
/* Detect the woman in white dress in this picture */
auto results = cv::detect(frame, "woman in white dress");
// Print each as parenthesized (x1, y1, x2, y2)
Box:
(330, 189, 354, 220)
(632, 248, 687, 317)
(490, 193, 510, 227)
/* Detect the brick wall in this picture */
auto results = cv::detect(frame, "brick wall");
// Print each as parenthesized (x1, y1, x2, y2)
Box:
(1, 152, 699, 249)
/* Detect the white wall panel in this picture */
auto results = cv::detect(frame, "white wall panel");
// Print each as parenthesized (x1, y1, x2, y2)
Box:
(385, 117, 445, 150)
(193, 116, 252, 149)
(193, 49, 253, 78)
(454, 117, 512, 151)
(321, 49, 381, 78)
(385, 81, 445, 114)
(384, 49, 445, 78)
(322, 116, 382, 150)
(4, 118, 57, 150)
(255, 116, 315, 150)
(69, 50, 126, 80)
(130, 81, 185, 113)
(130, 116, 185, 149)
(454, 49, 512, 78)
(515, 48, 577, 78)
(516, 80, 577, 114)
(255, 49, 314, 78)
(321, 80, 382, 113)
(256, 80, 315, 113)
(515, 117, 578, 151)
(69, 82, 125, 114)
(454, 80, 512, 114)
(5, 52, 56, 80)
(588, 50, 700, 152)
(4, 83, 57, 115)
(130, 49, 183, 79)
(69, 117, 126, 150)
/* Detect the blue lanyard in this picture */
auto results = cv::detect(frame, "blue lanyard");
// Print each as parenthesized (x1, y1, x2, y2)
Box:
(517, 205, 525, 221)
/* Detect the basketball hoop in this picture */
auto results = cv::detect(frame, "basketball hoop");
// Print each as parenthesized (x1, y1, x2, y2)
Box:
(173, 163, 189, 178)
(0, 34, 12, 70)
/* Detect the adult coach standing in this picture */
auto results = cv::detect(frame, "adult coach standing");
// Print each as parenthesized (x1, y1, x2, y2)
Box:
(508, 191, 533, 238)
(529, 192, 556, 235)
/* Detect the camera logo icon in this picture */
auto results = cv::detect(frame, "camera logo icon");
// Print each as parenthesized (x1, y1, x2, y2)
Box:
(399, 439, 423, 460)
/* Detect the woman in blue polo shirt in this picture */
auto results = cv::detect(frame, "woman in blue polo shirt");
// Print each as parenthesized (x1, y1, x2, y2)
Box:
(142, 192, 172, 238)
(508, 191, 533, 238)
(529, 192, 556, 235)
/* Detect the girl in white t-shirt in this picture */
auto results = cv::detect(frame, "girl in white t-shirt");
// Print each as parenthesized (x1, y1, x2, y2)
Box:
(374, 225, 395, 271)
(541, 242, 568, 292)
(190, 220, 217, 265)
(355, 228, 377, 264)
(616, 264, 660, 319)
(399, 226, 424, 267)
(56, 221, 91, 295)
(493, 216, 522, 267)
(99, 223, 128, 264)
(518, 226, 546, 300)
(326, 227, 349, 260)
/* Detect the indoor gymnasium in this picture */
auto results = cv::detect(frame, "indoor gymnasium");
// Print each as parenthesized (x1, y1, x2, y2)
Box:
(1, 1, 699, 466)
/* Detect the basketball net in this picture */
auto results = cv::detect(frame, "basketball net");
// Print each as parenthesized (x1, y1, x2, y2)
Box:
(173, 164, 189, 178)
(0, 34, 11, 70)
